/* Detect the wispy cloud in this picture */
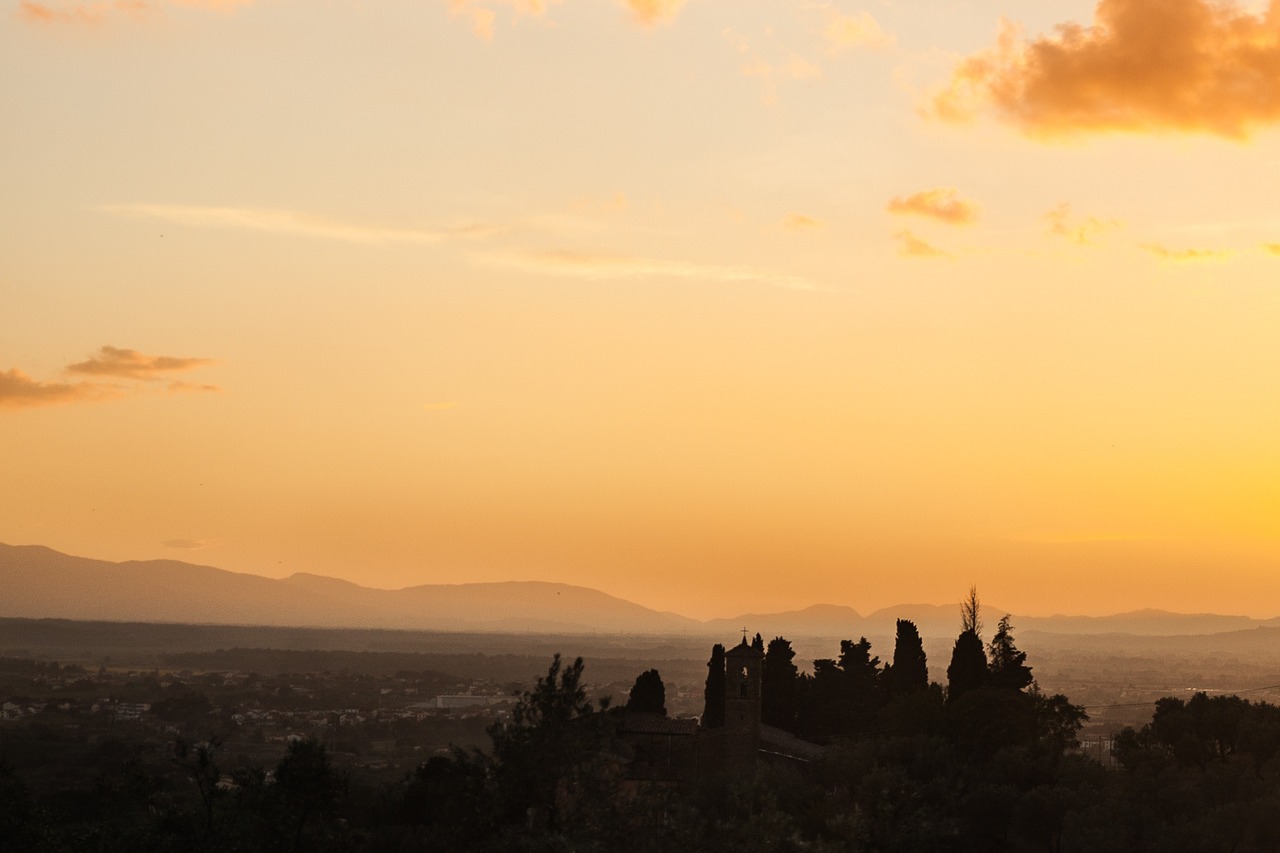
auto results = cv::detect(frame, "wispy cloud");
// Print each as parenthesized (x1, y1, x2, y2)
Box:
(622, 0, 686, 27)
(67, 346, 215, 381)
(783, 213, 822, 230)
(446, 0, 561, 40)
(166, 380, 222, 393)
(486, 248, 826, 291)
(740, 55, 824, 105)
(932, 0, 1280, 139)
(1141, 243, 1231, 262)
(3, 346, 219, 411)
(887, 188, 978, 225)
(819, 6, 892, 53)
(21, 0, 252, 24)
(162, 538, 216, 549)
(894, 230, 950, 259)
(1044, 203, 1121, 245)
(0, 369, 107, 409)
(104, 204, 501, 245)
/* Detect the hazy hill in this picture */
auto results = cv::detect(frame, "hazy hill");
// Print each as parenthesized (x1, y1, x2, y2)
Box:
(0, 544, 701, 635)
(2, 543, 1275, 638)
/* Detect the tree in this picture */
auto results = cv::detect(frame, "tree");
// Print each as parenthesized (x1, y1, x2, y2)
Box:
(961, 585, 983, 640)
(487, 654, 612, 832)
(987, 614, 1033, 690)
(273, 737, 344, 852)
(887, 619, 929, 695)
(946, 629, 986, 700)
(702, 644, 726, 728)
(751, 632, 765, 653)
(626, 669, 666, 715)
(794, 637, 885, 738)
(762, 637, 799, 728)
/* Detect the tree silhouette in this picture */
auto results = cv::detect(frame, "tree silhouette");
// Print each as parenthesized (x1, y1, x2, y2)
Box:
(987, 614, 1033, 690)
(887, 619, 929, 695)
(626, 669, 666, 715)
(702, 643, 726, 728)
(751, 632, 765, 653)
(762, 636, 799, 728)
(946, 629, 986, 700)
(273, 737, 344, 852)
(961, 584, 983, 639)
(487, 654, 611, 832)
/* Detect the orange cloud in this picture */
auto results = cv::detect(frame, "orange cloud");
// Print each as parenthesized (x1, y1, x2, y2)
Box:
(0, 369, 103, 409)
(933, 0, 1280, 139)
(821, 8, 892, 52)
(447, 0, 560, 40)
(3, 347, 218, 410)
(20, 0, 250, 24)
(623, 0, 685, 27)
(1141, 243, 1230, 261)
(67, 346, 215, 380)
(1044, 203, 1121, 245)
(783, 213, 822, 230)
(887, 188, 978, 225)
(741, 55, 824, 106)
(894, 230, 950, 259)
(104, 203, 500, 244)
(162, 538, 215, 549)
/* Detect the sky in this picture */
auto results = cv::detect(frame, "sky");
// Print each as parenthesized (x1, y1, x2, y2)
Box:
(5, 0, 1280, 621)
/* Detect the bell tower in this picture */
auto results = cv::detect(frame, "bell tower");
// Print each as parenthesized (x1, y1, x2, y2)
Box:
(722, 635, 762, 771)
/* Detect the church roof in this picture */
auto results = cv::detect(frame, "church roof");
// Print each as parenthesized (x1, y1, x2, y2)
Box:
(618, 712, 700, 736)
(725, 638, 763, 658)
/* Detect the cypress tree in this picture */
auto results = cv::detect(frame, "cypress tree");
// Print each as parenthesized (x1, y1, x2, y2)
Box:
(702, 644, 726, 728)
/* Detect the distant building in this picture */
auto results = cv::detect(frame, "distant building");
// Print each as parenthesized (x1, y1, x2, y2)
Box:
(422, 694, 503, 710)
(615, 635, 820, 785)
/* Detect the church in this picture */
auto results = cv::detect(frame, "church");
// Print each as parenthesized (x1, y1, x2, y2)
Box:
(615, 635, 823, 785)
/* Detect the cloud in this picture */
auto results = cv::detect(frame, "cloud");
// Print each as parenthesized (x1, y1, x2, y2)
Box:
(104, 204, 501, 244)
(447, 0, 561, 40)
(67, 346, 215, 380)
(20, 0, 251, 24)
(887, 188, 978, 225)
(2, 346, 218, 411)
(1264, 243, 1280, 256)
(894, 230, 950, 259)
(623, 0, 686, 27)
(0, 369, 106, 409)
(783, 213, 822, 230)
(162, 538, 215, 549)
(167, 380, 222, 393)
(820, 7, 892, 52)
(932, 0, 1280, 139)
(1044, 203, 1121, 244)
(741, 55, 824, 105)
(1141, 243, 1231, 261)
(486, 248, 826, 290)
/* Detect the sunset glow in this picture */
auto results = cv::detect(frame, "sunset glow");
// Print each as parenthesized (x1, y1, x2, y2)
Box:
(5, 0, 1280, 620)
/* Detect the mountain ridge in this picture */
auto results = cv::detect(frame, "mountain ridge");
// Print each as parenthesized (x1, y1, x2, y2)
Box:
(1, 542, 1272, 637)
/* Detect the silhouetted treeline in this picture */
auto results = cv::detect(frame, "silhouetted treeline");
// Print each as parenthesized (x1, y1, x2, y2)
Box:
(9, 615, 1280, 851)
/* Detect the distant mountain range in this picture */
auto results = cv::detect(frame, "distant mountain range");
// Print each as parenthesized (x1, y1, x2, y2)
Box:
(3, 543, 1276, 638)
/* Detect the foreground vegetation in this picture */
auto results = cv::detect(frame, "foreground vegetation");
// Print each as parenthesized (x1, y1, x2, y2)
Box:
(4, 605, 1280, 851)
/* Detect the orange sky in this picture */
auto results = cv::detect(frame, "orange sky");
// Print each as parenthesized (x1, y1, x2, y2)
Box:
(5, 0, 1280, 620)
